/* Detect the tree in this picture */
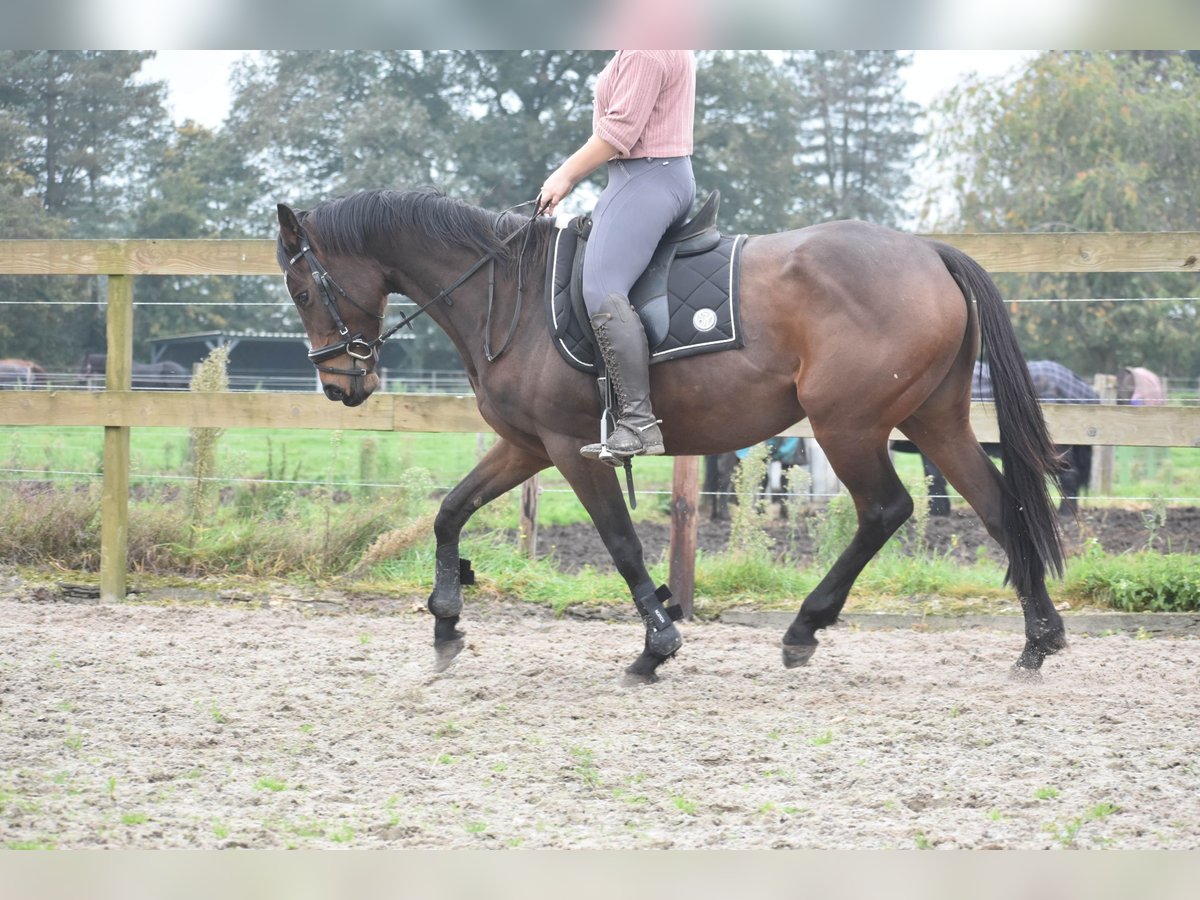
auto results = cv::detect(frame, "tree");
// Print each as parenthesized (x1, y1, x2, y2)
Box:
(131, 122, 280, 354)
(0, 50, 171, 236)
(934, 52, 1200, 377)
(785, 51, 921, 228)
(0, 51, 176, 369)
(692, 51, 804, 235)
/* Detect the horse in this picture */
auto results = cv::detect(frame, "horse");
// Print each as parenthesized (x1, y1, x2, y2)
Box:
(894, 360, 1097, 517)
(704, 436, 808, 520)
(1117, 366, 1166, 406)
(0, 358, 46, 389)
(275, 188, 1067, 682)
(78, 354, 189, 390)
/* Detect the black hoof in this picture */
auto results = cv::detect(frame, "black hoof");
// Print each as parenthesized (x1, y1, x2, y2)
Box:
(433, 615, 465, 672)
(433, 637, 465, 672)
(782, 641, 817, 668)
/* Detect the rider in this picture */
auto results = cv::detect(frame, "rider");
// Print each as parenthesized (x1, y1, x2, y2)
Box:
(538, 50, 697, 460)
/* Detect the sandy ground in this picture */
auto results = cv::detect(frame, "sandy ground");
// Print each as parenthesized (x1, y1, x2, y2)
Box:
(2, 595, 1197, 850)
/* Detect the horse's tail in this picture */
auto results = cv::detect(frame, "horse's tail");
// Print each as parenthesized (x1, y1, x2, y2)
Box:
(932, 242, 1066, 592)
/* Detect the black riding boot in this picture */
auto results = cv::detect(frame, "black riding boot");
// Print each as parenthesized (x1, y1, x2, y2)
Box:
(581, 293, 664, 461)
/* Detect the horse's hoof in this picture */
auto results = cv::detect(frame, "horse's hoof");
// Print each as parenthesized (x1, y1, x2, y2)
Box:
(433, 637, 465, 672)
(621, 668, 660, 687)
(782, 641, 817, 668)
(1009, 663, 1043, 683)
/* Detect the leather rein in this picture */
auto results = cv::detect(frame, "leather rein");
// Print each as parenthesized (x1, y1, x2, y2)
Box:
(291, 200, 539, 378)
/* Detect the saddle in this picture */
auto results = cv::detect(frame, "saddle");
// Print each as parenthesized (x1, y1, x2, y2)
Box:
(544, 190, 746, 374)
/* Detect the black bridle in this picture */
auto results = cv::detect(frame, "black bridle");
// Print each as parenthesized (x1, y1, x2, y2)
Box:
(290, 200, 539, 378)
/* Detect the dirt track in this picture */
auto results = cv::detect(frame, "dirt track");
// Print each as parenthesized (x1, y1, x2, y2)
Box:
(2, 595, 1198, 849)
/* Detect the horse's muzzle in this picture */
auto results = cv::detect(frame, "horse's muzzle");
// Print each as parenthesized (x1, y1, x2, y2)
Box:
(321, 373, 378, 406)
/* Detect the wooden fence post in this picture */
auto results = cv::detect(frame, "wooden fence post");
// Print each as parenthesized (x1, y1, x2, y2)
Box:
(668, 456, 699, 620)
(100, 275, 133, 604)
(1092, 373, 1118, 495)
(519, 474, 539, 559)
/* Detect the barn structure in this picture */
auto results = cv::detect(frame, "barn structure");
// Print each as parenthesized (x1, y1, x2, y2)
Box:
(148, 330, 409, 392)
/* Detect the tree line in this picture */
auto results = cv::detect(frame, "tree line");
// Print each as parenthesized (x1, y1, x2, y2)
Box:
(1, 50, 1197, 380)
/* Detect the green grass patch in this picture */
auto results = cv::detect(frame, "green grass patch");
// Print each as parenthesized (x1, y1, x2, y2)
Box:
(1064, 550, 1200, 612)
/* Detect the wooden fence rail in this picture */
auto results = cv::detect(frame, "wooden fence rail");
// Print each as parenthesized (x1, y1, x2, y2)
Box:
(3, 234, 1200, 610)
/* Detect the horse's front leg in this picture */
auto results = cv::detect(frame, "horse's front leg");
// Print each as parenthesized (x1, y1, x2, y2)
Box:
(550, 443, 682, 684)
(428, 437, 548, 670)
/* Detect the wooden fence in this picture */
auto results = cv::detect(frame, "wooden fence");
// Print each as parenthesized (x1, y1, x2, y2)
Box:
(3, 234, 1200, 612)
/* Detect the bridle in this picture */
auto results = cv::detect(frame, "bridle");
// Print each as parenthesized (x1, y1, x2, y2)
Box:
(289, 199, 540, 379)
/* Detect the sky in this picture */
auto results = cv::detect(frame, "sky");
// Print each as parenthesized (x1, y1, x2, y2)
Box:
(138, 50, 1033, 130)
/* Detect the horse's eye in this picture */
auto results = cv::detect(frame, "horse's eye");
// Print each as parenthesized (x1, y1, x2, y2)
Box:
(293, 290, 310, 308)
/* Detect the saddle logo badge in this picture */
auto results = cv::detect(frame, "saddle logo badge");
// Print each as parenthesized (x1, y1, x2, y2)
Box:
(692, 308, 718, 332)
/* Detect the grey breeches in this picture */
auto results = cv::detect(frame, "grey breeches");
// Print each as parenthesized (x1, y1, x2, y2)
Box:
(582, 156, 696, 316)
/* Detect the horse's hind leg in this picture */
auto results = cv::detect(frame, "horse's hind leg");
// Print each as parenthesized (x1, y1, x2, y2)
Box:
(903, 419, 1066, 674)
(782, 428, 914, 667)
(427, 438, 548, 670)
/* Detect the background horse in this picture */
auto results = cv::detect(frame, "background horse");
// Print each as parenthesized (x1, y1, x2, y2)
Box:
(78, 354, 189, 390)
(894, 360, 1097, 517)
(275, 189, 1067, 682)
(0, 358, 46, 389)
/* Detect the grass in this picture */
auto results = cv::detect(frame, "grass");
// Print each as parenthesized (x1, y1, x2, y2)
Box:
(3, 428, 1200, 612)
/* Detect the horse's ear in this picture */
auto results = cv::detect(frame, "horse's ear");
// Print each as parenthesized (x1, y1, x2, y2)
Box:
(277, 203, 304, 254)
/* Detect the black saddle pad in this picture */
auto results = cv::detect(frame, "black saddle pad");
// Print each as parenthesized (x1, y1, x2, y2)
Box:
(544, 219, 747, 374)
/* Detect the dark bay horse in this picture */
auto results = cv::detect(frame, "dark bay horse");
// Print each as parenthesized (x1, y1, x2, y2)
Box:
(275, 189, 1066, 682)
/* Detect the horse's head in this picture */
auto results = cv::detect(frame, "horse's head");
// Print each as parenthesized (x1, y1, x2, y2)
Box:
(277, 203, 389, 407)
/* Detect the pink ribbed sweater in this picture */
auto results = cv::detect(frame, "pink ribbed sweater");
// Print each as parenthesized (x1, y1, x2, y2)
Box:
(592, 51, 695, 159)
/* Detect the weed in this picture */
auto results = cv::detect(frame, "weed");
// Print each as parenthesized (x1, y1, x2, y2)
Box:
(809, 730, 834, 746)
(188, 346, 231, 532)
(299, 724, 314, 734)
(436, 720, 463, 739)
(1034, 786, 1060, 801)
(209, 701, 229, 725)
(729, 444, 773, 558)
(120, 812, 148, 826)
(255, 777, 287, 792)
(6, 839, 56, 850)
(106, 777, 117, 800)
(63, 733, 83, 752)
(213, 822, 230, 839)
(915, 831, 934, 850)
(358, 633, 372, 645)
(670, 794, 698, 815)
(465, 821, 488, 834)
(328, 824, 355, 843)
(569, 747, 602, 788)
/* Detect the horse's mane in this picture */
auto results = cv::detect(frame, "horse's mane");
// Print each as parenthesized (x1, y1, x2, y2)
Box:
(284, 189, 551, 273)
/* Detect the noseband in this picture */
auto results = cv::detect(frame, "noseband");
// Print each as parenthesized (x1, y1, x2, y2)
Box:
(290, 201, 540, 379)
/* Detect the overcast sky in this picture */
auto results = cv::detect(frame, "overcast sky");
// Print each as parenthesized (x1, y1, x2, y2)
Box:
(138, 50, 1033, 130)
